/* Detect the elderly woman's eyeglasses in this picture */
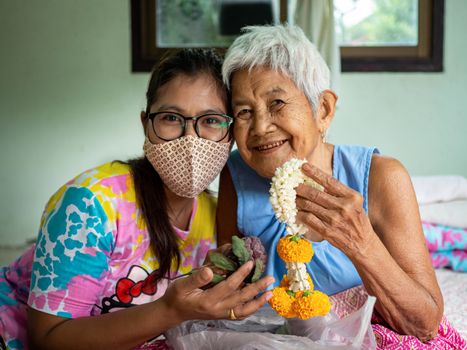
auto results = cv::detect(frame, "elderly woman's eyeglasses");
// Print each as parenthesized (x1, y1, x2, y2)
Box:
(147, 112, 233, 142)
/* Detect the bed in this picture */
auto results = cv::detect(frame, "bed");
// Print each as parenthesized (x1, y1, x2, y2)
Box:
(435, 268, 467, 339)
(414, 175, 467, 339)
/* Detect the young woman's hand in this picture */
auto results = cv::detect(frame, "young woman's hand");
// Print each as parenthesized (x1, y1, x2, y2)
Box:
(159, 261, 274, 324)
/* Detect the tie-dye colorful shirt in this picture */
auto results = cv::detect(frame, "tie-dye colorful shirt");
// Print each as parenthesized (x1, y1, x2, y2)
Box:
(0, 162, 217, 349)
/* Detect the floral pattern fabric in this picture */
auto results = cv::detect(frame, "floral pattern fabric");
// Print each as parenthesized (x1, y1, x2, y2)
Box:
(423, 221, 467, 272)
(0, 162, 217, 349)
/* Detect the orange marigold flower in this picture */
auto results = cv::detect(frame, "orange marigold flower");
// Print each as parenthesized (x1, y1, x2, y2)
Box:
(292, 290, 331, 320)
(268, 287, 296, 318)
(277, 234, 314, 263)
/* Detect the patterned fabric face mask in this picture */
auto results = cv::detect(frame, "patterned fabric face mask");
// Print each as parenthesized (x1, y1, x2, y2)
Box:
(143, 135, 231, 198)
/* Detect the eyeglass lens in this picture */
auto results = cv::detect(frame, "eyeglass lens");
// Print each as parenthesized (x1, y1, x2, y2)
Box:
(152, 112, 231, 141)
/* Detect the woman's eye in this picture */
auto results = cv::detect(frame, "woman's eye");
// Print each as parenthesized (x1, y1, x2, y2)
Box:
(204, 117, 220, 125)
(236, 109, 251, 119)
(271, 99, 285, 108)
(162, 114, 179, 122)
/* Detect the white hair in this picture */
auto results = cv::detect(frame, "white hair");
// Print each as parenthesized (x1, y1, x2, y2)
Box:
(222, 24, 330, 112)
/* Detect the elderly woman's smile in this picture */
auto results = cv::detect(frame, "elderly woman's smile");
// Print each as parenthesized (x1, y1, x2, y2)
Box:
(231, 67, 325, 178)
(254, 140, 287, 152)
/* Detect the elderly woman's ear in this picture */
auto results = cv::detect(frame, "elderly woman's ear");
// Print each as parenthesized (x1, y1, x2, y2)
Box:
(316, 90, 338, 131)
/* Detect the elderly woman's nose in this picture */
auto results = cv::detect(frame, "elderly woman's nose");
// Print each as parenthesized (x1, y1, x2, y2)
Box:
(250, 112, 273, 135)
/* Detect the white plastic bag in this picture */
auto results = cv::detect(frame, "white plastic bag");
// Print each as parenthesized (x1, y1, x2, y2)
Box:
(287, 296, 376, 349)
(165, 296, 376, 350)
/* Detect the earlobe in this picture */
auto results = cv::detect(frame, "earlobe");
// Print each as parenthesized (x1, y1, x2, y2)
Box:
(318, 90, 338, 129)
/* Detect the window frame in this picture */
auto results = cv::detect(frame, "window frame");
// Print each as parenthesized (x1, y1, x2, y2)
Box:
(131, 0, 444, 73)
(340, 0, 444, 72)
(130, 0, 288, 72)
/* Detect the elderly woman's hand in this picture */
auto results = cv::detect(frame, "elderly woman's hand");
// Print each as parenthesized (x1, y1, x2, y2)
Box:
(295, 163, 376, 258)
(159, 261, 274, 324)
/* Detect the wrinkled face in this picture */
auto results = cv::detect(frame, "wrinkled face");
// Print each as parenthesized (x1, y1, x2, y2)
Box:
(231, 67, 321, 178)
(145, 74, 229, 144)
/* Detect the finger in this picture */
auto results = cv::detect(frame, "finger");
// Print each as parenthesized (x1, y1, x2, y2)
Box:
(296, 210, 329, 238)
(302, 163, 351, 197)
(218, 243, 232, 255)
(296, 184, 341, 210)
(210, 260, 254, 297)
(296, 197, 336, 225)
(177, 266, 213, 293)
(232, 290, 273, 319)
(234, 275, 275, 304)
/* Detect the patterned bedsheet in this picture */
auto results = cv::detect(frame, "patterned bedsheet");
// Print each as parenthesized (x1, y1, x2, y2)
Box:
(436, 268, 467, 340)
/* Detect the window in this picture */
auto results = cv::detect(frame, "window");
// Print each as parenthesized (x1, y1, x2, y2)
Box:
(131, 0, 444, 73)
(335, 0, 444, 72)
(131, 0, 287, 72)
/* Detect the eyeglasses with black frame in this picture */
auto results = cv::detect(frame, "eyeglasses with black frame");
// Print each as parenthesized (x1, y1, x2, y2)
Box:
(147, 111, 233, 142)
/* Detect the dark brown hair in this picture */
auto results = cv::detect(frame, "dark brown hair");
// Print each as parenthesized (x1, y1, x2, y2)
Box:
(125, 49, 228, 282)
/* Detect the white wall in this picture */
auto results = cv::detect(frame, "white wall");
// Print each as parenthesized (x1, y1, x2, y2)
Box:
(1, 0, 466, 245)
(0, 1, 148, 245)
(331, 0, 467, 176)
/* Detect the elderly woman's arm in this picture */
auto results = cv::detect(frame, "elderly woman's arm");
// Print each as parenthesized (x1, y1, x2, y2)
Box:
(363, 156, 443, 339)
(296, 156, 443, 341)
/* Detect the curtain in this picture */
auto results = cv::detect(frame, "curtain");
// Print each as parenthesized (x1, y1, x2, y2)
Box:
(293, 0, 341, 94)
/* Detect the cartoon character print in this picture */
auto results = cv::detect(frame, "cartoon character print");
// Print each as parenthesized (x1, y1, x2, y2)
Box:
(97, 265, 168, 314)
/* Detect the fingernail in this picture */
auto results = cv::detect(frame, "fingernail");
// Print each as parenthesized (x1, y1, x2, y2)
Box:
(200, 267, 211, 281)
(264, 292, 273, 301)
(303, 163, 312, 171)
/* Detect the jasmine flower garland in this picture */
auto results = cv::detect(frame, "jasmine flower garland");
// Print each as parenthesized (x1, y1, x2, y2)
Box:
(268, 158, 331, 319)
(269, 158, 323, 236)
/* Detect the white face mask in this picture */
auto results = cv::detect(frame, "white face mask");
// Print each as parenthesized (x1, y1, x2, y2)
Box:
(143, 136, 231, 198)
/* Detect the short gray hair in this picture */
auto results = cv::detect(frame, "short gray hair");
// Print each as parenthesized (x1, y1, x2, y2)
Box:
(222, 24, 330, 112)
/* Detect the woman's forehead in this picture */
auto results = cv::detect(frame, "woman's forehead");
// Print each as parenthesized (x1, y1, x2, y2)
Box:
(231, 67, 300, 101)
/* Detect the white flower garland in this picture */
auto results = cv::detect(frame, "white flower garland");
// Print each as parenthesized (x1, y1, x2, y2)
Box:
(269, 158, 324, 292)
(269, 158, 323, 236)
(286, 261, 310, 292)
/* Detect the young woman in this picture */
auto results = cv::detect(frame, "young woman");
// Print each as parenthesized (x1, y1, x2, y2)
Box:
(0, 49, 274, 350)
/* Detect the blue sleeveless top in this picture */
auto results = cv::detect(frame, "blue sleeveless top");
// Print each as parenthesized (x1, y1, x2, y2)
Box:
(227, 144, 380, 295)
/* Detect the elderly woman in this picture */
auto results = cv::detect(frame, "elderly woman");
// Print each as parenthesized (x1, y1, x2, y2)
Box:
(217, 25, 465, 347)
